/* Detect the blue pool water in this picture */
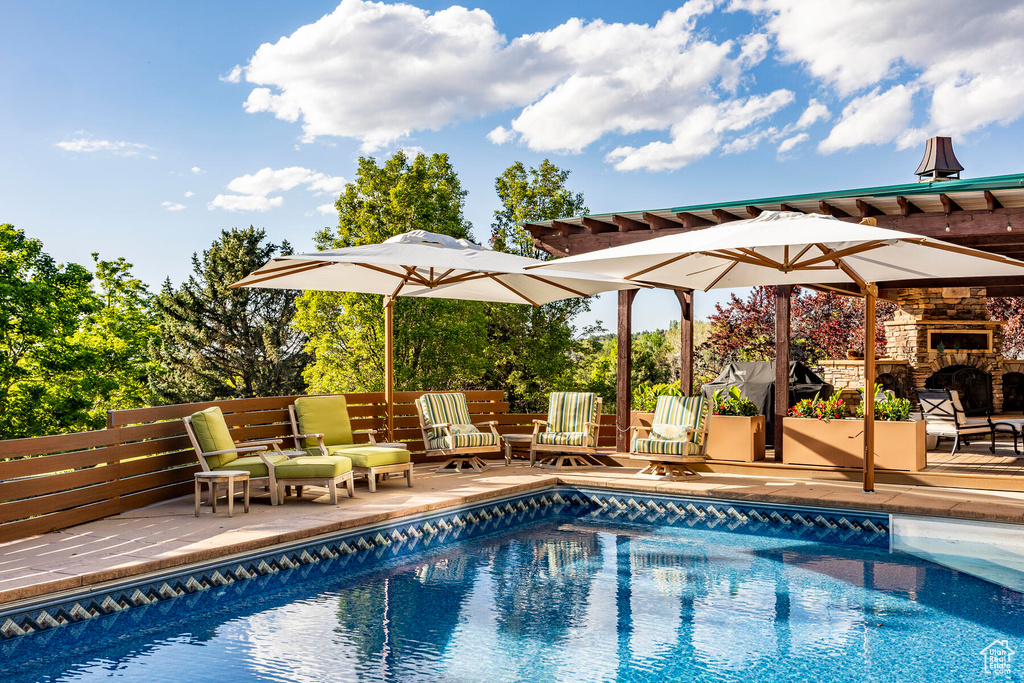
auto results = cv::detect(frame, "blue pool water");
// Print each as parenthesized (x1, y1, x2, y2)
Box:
(5, 495, 1024, 682)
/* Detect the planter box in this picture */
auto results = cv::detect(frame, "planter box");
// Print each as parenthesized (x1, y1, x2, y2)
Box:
(782, 417, 926, 471)
(706, 415, 765, 462)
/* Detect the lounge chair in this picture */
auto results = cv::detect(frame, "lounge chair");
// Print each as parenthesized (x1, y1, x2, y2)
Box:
(530, 391, 603, 469)
(290, 395, 413, 492)
(415, 392, 501, 472)
(184, 406, 354, 505)
(630, 395, 709, 478)
(916, 388, 1018, 455)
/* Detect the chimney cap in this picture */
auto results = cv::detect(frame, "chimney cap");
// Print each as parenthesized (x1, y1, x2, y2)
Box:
(915, 136, 964, 181)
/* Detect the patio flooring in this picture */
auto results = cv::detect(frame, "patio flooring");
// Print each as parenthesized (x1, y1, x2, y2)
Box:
(6, 460, 1024, 609)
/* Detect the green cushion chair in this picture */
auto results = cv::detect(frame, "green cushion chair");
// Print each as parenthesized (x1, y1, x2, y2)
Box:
(629, 395, 709, 479)
(184, 405, 354, 506)
(530, 392, 603, 470)
(290, 395, 413, 492)
(414, 392, 501, 473)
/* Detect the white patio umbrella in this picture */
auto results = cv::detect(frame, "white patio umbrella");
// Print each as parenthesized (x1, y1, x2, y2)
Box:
(529, 210, 1024, 492)
(231, 230, 640, 438)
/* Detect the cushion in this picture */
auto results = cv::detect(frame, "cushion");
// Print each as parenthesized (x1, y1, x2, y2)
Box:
(311, 445, 410, 468)
(428, 431, 499, 451)
(651, 396, 708, 447)
(294, 396, 353, 449)
(651, 423, 691, 441)
(189, 407, 237, 469)
(535, 431, 589, 447)
(449, 423, 479, 436)
(547, 392, 597, 433)
(631, 438, 703, 456)
(215, 453, 289, 477)
(275, 455, 353, 480)
(419, 393, 474, 441)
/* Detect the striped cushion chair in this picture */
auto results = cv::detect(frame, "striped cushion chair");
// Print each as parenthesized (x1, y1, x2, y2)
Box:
(415, 392, 501, 473)
(630, 395, 709, 479)
(530, 392, 603, 470)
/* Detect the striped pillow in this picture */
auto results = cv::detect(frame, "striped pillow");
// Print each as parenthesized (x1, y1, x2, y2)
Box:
(546, 392, 598, 434)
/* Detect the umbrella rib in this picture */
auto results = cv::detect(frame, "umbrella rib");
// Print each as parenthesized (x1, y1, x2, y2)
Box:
(402, 265, 432, 287)
(230, 261, 331, 288)
(793, 240, 886, 269)
(812, 243, 868, 289)
(487, 274, 541, 307)
(907, 238, 1024, 267)
(701, 250, 772, 268)
(625, 252, 695, 280)
(524, 274, 589, 298)
(703, 261, 739, 291)
(735, 247, 784, 269)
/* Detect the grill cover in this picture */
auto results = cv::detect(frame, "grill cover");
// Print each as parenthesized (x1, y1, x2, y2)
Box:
(701, 362, 833, 446)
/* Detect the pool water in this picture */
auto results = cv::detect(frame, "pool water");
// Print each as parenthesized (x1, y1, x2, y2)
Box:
(6, 511, 1024, 682)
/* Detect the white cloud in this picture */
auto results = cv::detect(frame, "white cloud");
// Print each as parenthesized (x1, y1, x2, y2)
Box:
(227, 166, 320, 195)
(191, 166, 204, 174)
(486, 126, 516, 145)
(777, 132, 808, 155)
(794, 99, 830, 129)
(738, 0, 1024, 144)
(316, 203, 336, 215)
(184, 191, 194, 198)
(56, 136, 150, 157)
(818, 85, 914, 154)
(219, 65, 243, 83)
(208, 194, 285, 212)
(161, 201, 187, 211)
(307, 174, 347, 195)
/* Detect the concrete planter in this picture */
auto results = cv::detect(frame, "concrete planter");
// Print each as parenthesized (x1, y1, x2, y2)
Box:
(706, 414, 765, 462)
(782, 417, 926, 471)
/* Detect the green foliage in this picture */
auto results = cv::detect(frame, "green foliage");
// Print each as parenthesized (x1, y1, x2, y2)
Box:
(712, 386, 759, 416)
(789, 393, 847, 420)
(855, 383, 912, 421)
(0, 224, 97, 437)
(631, 381, 683, 412)
(295, 151, 489, 394)
(150, 227, 308, 403)
(483, 159, 593, 413)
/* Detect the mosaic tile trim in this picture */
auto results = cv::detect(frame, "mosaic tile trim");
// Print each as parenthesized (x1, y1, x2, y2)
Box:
(0, 488, 889, 641)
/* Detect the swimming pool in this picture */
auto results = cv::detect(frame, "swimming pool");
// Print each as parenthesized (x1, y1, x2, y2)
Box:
(4, 489, 1023, 682)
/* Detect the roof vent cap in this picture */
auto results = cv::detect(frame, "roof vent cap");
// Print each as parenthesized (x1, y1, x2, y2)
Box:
(915, 136, 964, 182)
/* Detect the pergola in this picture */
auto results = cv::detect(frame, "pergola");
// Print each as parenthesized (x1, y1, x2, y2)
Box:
(525, 168, 1024, 455)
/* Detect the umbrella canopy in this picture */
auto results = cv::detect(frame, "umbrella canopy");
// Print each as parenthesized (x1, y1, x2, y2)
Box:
(231, 230, 638, 306)
(231, 230, 640, 440)
(531, 210, 1024, 492)
(529, 210, 1024, 290)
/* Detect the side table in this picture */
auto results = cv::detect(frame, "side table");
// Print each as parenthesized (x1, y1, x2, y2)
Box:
(195, 470, 250, 517)
(501, 434, 534, 466)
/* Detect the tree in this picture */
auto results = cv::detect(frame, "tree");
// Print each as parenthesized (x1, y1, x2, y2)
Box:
(294, 152, 489, 394)
(0, 224, 96, 437)
(989, 297, 1024, 358)
(149, 227, 308, 403)
(484, 159, 594, 412)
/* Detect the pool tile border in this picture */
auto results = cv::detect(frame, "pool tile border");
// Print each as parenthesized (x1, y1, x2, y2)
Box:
(0, 487, 889, 641)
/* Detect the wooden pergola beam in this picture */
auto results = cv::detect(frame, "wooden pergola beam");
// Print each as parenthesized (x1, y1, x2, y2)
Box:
(580, 217, 617, 235)
(551, 220, 575, 238)
(746, 206, 763, 218)
(674, 289, 694, 395)
(612, 214, 649, 233)
(856, 199, 884, 218)
(774, 285, 791, 459)
(617, 289, 639, 453)
(985, 190, 1003, 212)
(712, 208, 743, 224)
(819, 200, 850, 218)
(780, 203, 805, 213)
(940, 193, 962, 215)
(642, 212, 681, 230)
(896, 196, 923, 217)
(675, 212, 715, 229)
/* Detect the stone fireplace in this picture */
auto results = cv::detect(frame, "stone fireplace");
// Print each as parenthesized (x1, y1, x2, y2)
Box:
(819, 287, 1009, 415)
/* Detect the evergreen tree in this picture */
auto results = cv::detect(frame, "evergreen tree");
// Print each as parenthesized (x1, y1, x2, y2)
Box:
(149, 227, 308, 403)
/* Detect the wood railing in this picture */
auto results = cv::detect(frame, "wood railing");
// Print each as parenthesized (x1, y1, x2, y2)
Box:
(0, 391, 617, 544)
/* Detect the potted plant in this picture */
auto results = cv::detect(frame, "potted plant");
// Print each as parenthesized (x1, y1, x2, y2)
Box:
(705, 387, 765, 462)
(782, 386, 925, 471)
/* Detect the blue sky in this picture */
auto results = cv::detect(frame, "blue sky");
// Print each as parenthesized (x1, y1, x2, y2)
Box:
(3, 0, 1024, 334)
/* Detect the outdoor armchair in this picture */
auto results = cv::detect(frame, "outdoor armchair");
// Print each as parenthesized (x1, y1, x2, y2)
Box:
(415, 392, 501, 472)
(184, 406, 354, 506)
(530, 391, 603, 469)
(290, 395, 413, 492)
(916, 388, 1018, 455)
(629, 395, 709, 479)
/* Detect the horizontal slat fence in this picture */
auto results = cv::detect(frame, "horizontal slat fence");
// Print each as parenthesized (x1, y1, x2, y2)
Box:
(0, 391, 616, 543)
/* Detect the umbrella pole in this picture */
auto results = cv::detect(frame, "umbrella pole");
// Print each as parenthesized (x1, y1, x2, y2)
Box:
(863, 284, 877, 493)
(384, 296, 394, 441)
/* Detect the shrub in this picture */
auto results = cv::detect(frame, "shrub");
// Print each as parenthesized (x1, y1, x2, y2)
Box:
(631, 381, 682, 412)
(712, 386, 759, 416)
(854, 384, 912, 421)
(789, 393, 846, 420)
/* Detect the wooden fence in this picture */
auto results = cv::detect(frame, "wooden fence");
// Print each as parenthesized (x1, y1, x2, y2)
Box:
(0, 391, 617, 544)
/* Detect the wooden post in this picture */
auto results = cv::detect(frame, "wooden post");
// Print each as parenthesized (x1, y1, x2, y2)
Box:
(863, 284, 877, 493)
(617, 289, 639, 453)
(774, 285, 791, 460)
(674, 289, 694, 395)
(384, 296, 395, 441)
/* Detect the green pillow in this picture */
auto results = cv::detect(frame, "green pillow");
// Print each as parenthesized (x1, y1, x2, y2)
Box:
(189, 406, 237, 469)
(294, 395, 354, 449)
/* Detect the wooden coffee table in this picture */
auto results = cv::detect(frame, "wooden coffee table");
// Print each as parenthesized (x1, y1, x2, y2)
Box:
(195, 470, 250, 517)
(501, 434, 534, 465)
